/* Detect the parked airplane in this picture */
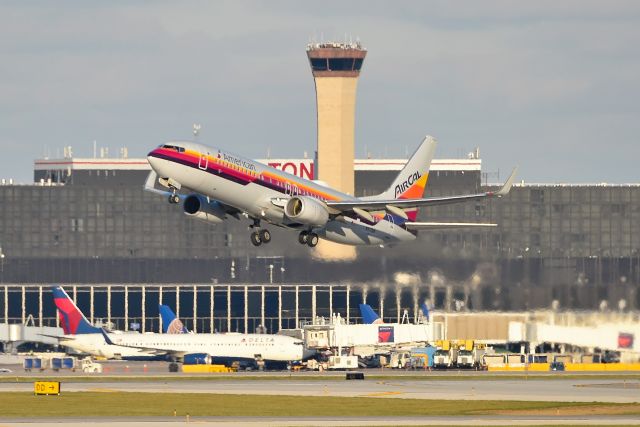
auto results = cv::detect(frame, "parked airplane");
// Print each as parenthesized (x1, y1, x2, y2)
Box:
(52, 286, 310, 368)
(145, 135, 516, 247)
(52, 286, 164, 360)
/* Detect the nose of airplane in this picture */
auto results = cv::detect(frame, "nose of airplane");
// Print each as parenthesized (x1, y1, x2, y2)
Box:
(302, 346, 317, 360)
(147, 149, 160, 170)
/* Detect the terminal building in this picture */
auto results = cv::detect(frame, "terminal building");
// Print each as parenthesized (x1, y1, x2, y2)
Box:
(0, 151, 639, 334)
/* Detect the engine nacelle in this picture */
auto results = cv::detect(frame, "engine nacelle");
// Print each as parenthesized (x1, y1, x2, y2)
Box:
(183, 194, 226, 224)
(183, 353, 212, 365)
(284, 196, 329, 227)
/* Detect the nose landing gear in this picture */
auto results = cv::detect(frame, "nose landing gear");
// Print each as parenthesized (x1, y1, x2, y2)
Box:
(167, 187, 180, 204)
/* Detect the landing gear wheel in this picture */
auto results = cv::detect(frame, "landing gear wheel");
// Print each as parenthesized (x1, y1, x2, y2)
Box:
(306, 233, 319, 247)
(168, 194, 180, 204)
(298, 231, 309, 245)
(259, 229, 271, 244)
(250, 231, 262, 246)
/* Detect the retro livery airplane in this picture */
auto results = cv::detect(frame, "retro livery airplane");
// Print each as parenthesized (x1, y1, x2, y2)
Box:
(146, 136, 516, 247)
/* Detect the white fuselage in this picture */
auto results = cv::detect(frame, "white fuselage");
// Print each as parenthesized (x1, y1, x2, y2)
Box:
(61, 332, 162, 360)
(106, 332, 308, 362)
(63, 331, 308, 362)
(147, 142, 417, 246)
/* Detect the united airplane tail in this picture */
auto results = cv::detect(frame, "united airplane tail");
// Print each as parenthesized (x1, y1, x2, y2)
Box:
(359, 304, 384, 324)
(420, 302, 430, 322)
(366, 136, 437, 221)
(159, 304, 188, 334)
(52, 286, 101, 335)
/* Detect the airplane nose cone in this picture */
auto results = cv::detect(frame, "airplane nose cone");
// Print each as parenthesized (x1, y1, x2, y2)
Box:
(147, 150, 160, 170)
(302, 347, 317, 360)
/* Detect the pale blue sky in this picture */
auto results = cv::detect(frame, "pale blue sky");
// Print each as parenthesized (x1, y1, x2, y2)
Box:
(1, 1, 639, 183)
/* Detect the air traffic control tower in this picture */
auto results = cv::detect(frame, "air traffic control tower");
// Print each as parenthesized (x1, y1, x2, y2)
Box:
(307, 41, 366, 195)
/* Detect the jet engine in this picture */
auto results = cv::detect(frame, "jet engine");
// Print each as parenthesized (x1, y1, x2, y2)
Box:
(284, 196, 329, 227)
(183, 194, 226, 224)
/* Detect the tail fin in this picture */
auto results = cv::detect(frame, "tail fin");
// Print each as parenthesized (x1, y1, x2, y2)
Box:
(359, 304, 383, 324)
(374, 135, 437, 201)
(52, 286, 101, 335)
(368, 136, 437, 221)
(420, 302, 430, 322)
(159, 305, 188, 333)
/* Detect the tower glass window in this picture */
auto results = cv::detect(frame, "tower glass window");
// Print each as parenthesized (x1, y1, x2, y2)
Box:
(328, 58, 355, 71)
(310, 58, 328, 71)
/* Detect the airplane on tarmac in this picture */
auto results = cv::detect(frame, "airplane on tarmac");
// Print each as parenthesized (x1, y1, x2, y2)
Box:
(52, 286, 311, 368)
(145, 135, 517, 247)
(51, 286, 165, 360)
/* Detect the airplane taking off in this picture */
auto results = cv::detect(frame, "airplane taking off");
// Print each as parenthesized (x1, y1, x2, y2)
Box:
(146, 136, 517, 247)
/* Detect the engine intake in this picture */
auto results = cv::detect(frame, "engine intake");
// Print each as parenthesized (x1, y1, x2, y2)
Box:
(183, 194, 226, 224)
(285, 196, 329, 227)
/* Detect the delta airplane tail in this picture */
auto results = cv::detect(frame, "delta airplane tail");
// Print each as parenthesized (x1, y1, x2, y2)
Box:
(359, 304, 384, 324)
(366, 136, 437, 221)
(52, 286, 101, 335)
(159, 304, 188, 334)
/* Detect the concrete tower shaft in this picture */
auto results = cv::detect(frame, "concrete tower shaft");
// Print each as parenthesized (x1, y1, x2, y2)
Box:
(307, 42, 366, 195)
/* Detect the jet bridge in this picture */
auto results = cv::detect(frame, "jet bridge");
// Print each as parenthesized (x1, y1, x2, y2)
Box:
(0, 322, 63, 353)
(509, 321, 640, 354)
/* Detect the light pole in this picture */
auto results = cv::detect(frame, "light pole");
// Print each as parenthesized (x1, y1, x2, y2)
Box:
(0, 246, 5, 283)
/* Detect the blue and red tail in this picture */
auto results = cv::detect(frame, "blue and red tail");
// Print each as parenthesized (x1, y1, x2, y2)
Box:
(52, 286, 101, 335)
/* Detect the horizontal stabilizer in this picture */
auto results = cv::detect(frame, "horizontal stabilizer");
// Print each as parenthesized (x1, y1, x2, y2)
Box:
(405, 222, 497, 230)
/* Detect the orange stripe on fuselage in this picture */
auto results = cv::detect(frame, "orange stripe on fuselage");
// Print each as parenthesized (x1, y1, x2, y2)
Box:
(171, 148, 343, 202)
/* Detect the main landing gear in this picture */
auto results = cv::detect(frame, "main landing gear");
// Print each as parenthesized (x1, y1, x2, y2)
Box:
(298, 230, 319, 247)
(249, 220, 271, 247)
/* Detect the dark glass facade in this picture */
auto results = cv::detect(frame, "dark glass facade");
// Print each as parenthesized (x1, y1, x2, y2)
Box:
(1, 165, 639, 312)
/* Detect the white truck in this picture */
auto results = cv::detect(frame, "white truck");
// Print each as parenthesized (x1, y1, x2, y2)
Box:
(388, 351, 411, 369)
(433, 347, 458, 369)
(327, 355, 358, 370)
(80, 357, 103, 373)
(456, 340, 486, 369)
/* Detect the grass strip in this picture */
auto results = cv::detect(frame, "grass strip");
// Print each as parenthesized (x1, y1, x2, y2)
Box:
(0, 392, 638, 418)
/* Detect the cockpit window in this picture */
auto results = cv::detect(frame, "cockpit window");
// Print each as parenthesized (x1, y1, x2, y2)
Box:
(161, 144, 185, 153)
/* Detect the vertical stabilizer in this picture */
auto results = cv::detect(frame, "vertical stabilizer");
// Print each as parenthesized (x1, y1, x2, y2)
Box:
(359, 303, 383, 324)
(52, 286, 101, 334)
(159, 304, 188, 333)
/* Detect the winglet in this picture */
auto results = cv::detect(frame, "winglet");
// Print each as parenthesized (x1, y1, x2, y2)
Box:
(495, 167, 518, 197)
(100, 328, 115, 346)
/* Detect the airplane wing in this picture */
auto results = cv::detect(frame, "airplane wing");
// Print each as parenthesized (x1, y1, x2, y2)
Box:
(325, 167, 518, 213)
(404, 222, 497, 230)
(38, 333, 76, 342)
(99, 329, 184, 357)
